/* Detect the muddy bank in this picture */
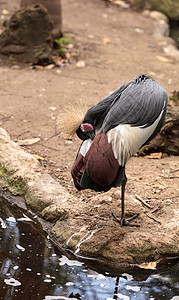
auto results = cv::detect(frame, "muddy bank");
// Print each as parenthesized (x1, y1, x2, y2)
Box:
(0, 127, 178, 271)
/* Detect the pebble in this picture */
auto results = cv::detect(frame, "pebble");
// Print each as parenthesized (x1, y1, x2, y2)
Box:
(76, 60, 85, 68)
(113, 190, 121, 199)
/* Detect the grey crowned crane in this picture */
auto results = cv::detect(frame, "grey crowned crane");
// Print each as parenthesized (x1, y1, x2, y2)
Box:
(71, 74, 168, 226)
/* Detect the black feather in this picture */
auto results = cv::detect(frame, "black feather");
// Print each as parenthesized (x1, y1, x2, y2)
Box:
(80, 74, 168, 136)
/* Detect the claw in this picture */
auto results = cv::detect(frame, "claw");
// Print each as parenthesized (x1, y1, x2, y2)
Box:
(112, 211, 140, 227)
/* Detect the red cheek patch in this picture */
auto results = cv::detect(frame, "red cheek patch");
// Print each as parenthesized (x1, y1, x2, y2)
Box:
(81, 123, 94, 132)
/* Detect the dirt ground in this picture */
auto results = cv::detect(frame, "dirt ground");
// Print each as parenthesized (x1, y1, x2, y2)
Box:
(0, 0, 178, 232)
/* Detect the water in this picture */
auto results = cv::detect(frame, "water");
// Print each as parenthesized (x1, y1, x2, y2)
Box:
(0, 196, 178, 300)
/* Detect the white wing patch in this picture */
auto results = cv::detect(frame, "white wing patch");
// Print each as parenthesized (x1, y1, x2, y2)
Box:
(79, 127, 100, 157)
(79, 139, 92, 157)
(107, 110, 164, 166)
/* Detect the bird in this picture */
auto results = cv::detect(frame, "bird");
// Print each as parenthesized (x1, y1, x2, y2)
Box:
(69, 74, 168, 226)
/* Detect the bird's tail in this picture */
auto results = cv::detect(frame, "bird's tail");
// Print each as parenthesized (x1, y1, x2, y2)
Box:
(56, 102, 86, 138)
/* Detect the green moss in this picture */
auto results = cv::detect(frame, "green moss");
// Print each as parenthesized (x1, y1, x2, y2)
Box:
(8, 55, 15, 61)
(133, 0, 179, 21)
(53, 220, 72, 243)
(25, 191, 48, 212)
(34, 50, 43, 57)
(61, 234, 81, 249)
(54, 36, 73, 47)
(158, 243, 179, 254)
(54, 35, 73, 58)
(57, 47, 65, 57)
(126, 242, 179, 263)
(83, 241, 112, 257)
(0, 164, 26, 195)
(126, 242, 158, 262)
(41, 206, 69, 222)
(169, 90, 179, 105)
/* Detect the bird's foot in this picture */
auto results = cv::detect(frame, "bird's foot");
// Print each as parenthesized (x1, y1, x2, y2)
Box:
(112, 211, 140, 227)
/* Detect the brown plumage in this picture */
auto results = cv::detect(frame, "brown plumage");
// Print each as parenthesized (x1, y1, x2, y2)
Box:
(83, 133, 119, 186)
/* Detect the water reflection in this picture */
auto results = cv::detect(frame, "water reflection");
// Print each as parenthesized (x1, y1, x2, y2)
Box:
(0, 196, 178, 300)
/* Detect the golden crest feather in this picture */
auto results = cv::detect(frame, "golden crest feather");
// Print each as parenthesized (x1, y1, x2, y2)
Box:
(56, 102, 86, 138)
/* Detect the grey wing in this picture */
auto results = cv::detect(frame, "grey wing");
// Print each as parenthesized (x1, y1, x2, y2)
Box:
(101, 78, 168, 133)
(83, 82, 130, 126)
(76, 81, 132, 141)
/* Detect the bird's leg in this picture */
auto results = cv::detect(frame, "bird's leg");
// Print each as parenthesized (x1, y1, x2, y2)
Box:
(112, 173, 140, 227)
(112, 174, 127, 225)
(120, 173, 127, 226)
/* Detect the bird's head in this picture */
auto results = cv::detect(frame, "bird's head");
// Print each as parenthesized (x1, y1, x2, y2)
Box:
(76, 122, 95, 140)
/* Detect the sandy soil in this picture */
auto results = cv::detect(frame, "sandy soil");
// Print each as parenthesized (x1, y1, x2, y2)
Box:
(0, 0, 178, 247)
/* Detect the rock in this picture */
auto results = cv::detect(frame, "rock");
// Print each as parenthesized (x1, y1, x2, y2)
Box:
(20, 0, 62, 38)
(144, 10, 179, 60)
(150, 11, 169, 22)
(133, 0, 179, 21)
(0, 4, 53, 65)
(138, 93, 179, 155)
(154, 23, 169, 37)
(41, 203, 68, 222)
(113, 190, 121, 199)
(76, 60, 86, 68)
(154, 36, 179, 61)
(0, 127, 178, 271)
(163, 44, 179, 60)
(150, 11, 170, 37)
(0, 127, 73, 213)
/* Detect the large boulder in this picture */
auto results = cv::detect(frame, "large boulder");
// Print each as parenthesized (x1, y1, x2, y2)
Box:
(0, 127, 178, 271)
(133, 0, 179, 21)
(0, 4, 53, 65)
(20, 0, 62, 38)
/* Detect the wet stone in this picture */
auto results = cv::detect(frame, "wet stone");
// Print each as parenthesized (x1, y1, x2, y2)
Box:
(0, 196, 178, 299)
